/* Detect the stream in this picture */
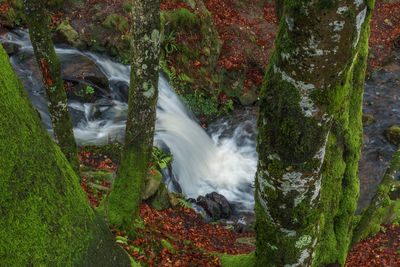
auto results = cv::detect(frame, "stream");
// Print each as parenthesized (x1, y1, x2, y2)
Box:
(1, 29, 399, 216)
(1, 30, 257, 214)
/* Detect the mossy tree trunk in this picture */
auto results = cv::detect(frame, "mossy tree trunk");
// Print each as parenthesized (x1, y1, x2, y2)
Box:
(106, 0, 161, 229)
(0, 44, 132, 266)
(22, 0, 79, 172)
(255, 0, 375, 266)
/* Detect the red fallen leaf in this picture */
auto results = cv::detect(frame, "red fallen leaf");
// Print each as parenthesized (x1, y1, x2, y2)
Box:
(193, 60, 201, 68)
(40, 59, 53, 86)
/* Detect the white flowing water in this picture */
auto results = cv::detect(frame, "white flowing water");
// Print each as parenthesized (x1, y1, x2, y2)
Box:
(1, 30, 257, 212)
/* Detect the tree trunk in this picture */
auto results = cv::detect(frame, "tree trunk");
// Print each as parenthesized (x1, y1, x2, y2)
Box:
(255, 1, 375, 266)
(274, 0, 283, 21)
(22, 0, 79, 172)
(0, 45, 132, 266)
(106, 0, 161, 229)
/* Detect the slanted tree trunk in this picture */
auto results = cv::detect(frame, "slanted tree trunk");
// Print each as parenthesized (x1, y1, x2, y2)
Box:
(0, 45, 132, 266)
(255, 1, 375, 266)
(351, 146, 400, 247)
(106, 0, 161, 229)
(22, 0, 79, 172)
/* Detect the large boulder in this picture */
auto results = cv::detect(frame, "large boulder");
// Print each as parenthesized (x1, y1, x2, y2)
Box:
(22, 53, 109, 103)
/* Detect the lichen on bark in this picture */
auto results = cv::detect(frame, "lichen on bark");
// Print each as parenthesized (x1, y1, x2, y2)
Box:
(106, 0, 161, 229)
(22, 0, 79, 172)
(255, 1, 374, 266)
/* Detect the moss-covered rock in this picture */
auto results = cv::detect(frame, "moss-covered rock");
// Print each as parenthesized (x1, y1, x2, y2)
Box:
(362, 113, 376, 126)
(150, 182, 171, 211)
(141, 169, 163, 200)
(239, 90, 258, 106)
(385, 125, 400, 146)
(54, 20, 85, 49)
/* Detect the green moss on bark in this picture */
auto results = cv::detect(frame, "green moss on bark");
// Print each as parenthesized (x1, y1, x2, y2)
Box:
(0, 44, 132, 266)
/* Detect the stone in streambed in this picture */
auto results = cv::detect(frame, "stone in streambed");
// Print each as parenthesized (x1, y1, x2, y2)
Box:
(385, 125, 400, 146)
(206, 192, 231, 218)
(196, 192, 232, 220)
(1, 42, 20, 56)
(197, 195, 221, 220)
(362, 113, 376, 127)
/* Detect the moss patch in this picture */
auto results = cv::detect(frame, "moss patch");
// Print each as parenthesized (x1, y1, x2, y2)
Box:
(219, 252, 255, 267)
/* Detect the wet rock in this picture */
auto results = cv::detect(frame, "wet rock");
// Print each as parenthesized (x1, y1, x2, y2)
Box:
(23, 53, 109, 103)
(68, 105, 85, 127)
(385, 125, 400, 146)
(110, 80, 129, 101)
(60, 54, 109, 90)
(362, 113, 376, 127)
(54, 20, 85, 49)
(196, 192, 232, 220)
(1, 42, 20, 55)
(207, 192, 231, 218)
(197, 196, 221, 220)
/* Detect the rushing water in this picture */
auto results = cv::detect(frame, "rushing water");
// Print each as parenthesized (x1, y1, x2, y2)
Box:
(1, 30, 257, 212)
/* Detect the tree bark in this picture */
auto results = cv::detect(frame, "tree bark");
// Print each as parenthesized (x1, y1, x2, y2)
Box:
(255, 1, 375, 266)
(22, 0, 79, 172)
(106, 0, 161, 229)
(0, 44, 132, 266)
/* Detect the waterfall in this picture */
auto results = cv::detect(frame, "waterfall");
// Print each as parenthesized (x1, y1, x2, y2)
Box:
(1, 30, 257, 211)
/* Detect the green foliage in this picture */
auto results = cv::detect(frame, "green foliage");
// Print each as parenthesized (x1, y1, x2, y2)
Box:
(115, 235, 129, 246)
(85, 85, 95, 95)
(163, 31, 178, 56)
(152, 146, 172, 170)
(178, 73, 194, 83)
(183, 91, 219, 117)
(177, 198, 193, 209)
